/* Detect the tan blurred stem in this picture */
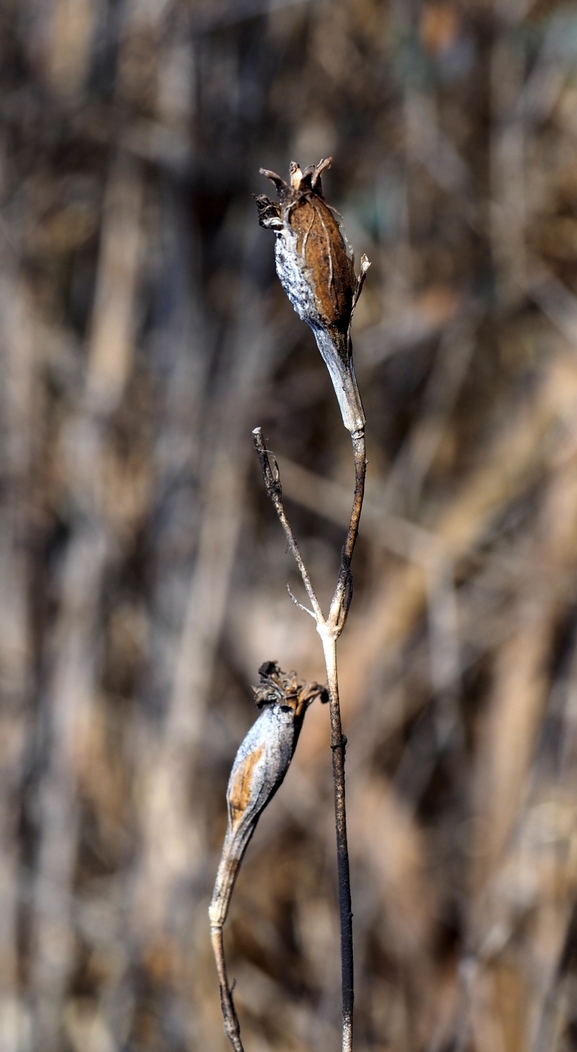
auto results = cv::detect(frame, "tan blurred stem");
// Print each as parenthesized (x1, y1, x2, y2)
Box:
(252, 424, 366, 1052)
(210, 840, 247, 1052)
(211, 923, 243, 1052)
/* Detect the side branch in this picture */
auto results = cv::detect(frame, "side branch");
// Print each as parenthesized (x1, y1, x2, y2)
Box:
(252, 427, 324, 623)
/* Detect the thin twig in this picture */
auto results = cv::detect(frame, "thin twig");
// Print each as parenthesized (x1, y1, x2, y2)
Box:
(252, 428, 324, 623)
(286, 583, 316, 618)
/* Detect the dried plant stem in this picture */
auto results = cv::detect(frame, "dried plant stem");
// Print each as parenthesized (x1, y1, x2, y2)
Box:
(211, 923, 243, 1052)
(253, 424, 366, 1052)
(322, 631, 354, 1052)
(211, 859, 245, 1052)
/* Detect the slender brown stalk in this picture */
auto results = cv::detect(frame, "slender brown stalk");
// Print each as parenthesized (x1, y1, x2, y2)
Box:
(328, 429, 367, 634)
(253, 424, 367, 1052)
(252, 430, 323, 622)
(322, 632, 353, 1052)
(344, 432, 367, 564)
(326, 428, 366, 1052)
(211, 924, 243, 1052)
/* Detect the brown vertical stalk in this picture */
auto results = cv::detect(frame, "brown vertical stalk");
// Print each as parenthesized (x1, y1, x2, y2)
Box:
(323, 634, 353, 1050)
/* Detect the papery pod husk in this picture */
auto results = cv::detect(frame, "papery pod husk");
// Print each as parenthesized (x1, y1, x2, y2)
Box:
(255, 159, 368, 433)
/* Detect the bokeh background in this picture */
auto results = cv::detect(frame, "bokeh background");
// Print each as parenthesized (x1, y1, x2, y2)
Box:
(4, 0, 577, 1049)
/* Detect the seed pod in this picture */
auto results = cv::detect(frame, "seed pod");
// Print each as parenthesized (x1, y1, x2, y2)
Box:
(209, 662, 327, 1052)
(209, 661, 327, 935)
(255, 158, 370, 433)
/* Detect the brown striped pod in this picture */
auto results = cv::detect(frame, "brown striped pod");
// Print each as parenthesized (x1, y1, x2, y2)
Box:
(254, 159, 369, 433)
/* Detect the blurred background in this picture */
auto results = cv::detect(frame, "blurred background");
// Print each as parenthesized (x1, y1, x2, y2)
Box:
(4, 0, 577, 1049)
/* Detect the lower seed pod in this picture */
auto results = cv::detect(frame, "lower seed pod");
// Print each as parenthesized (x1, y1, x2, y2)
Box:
(210, 660, 327, 931)
(209, 661, 327, 1052)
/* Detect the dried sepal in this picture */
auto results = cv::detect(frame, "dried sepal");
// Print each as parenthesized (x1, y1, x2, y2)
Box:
(255, 158, 369, 433)
(253, 658, 328, 711)
(253, 195, 282, 230)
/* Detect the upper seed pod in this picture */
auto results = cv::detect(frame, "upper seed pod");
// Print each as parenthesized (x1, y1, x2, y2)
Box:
(255, 158, 369, 434)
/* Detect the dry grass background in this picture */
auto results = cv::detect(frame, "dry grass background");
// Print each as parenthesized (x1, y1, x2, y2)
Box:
(3, 0, 577, 1049)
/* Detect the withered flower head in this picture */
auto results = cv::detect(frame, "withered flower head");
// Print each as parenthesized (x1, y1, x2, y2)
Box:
(253, 659, 328, 713)
(255, 158, 370, 434)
